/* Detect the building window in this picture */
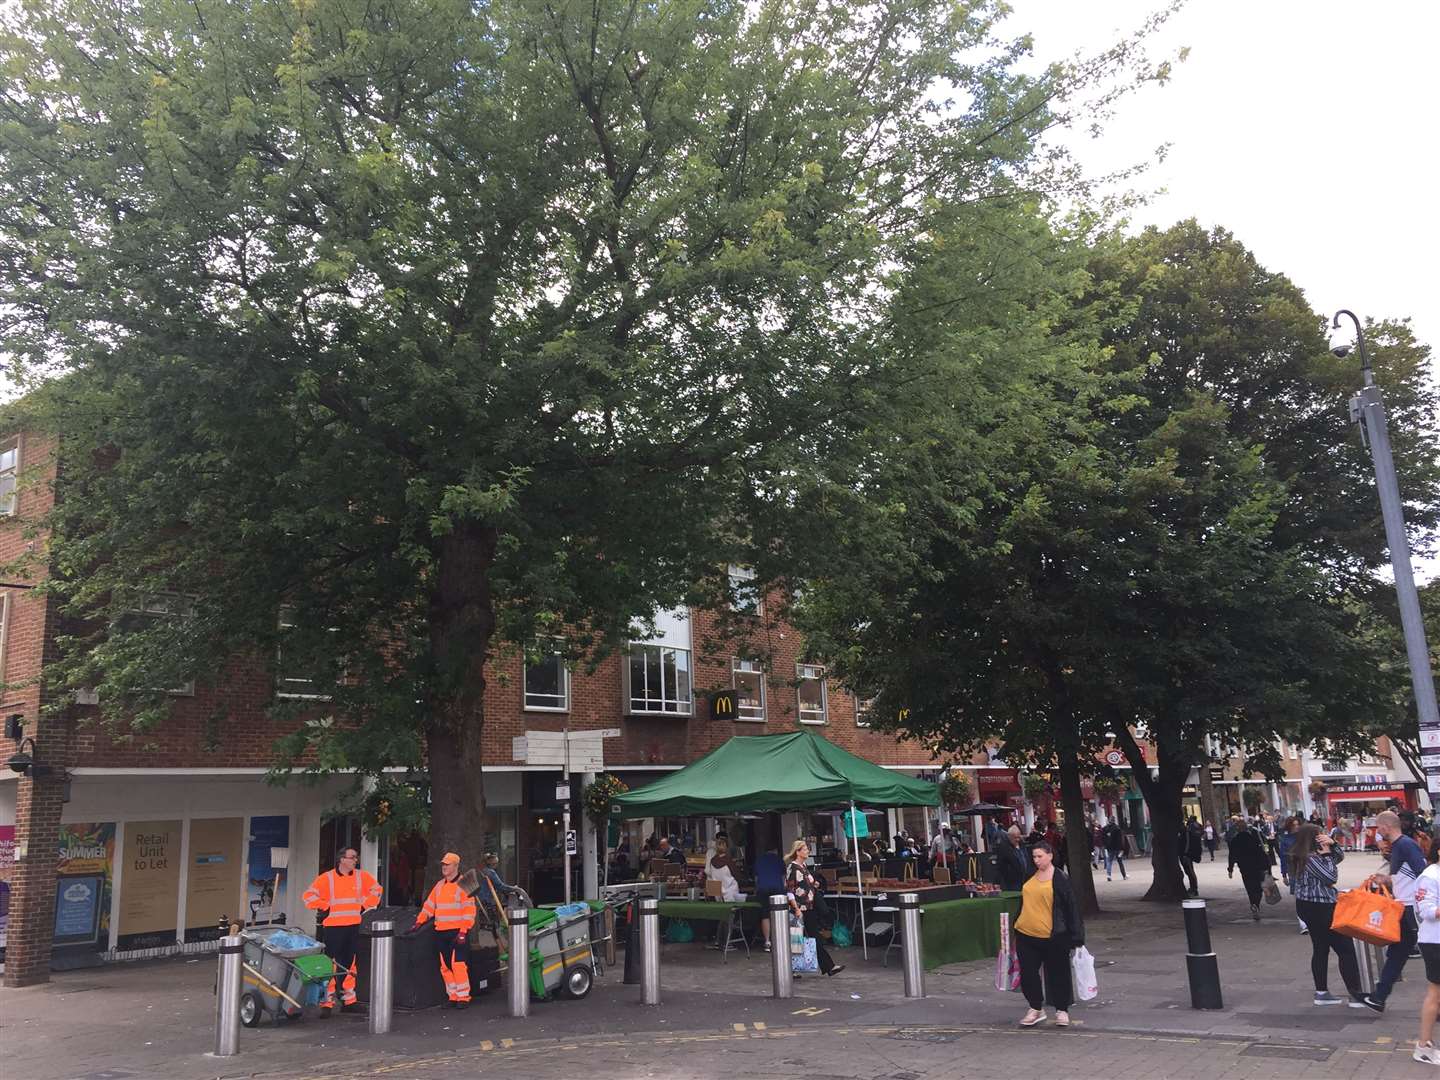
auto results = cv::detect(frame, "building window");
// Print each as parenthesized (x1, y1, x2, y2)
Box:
(626, 644, 692, 715)
(854, 695, 875, 728)
(524, 645, 569, 711)
(732, 659, 765, 721)
(623, 607, 692, 717)
(115, 595, 196, 695)
(728, 565, 761, 615)
(796, 664, 827, 725)
(276, 610, 337, 699)
(0, 440, 18, 516)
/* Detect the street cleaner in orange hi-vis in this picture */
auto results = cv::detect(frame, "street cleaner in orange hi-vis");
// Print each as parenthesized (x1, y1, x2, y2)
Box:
(415, 851, 477, 1008)
(302, 846, 383, 1015)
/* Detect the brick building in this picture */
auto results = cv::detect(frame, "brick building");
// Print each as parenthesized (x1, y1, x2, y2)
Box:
(0, 427, 951, 984)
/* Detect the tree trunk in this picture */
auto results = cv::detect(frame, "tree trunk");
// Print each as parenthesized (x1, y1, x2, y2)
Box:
(1058, 751, 1100, 916)
(1114, 724, 1189, 902)
(422, 523, 498, 887)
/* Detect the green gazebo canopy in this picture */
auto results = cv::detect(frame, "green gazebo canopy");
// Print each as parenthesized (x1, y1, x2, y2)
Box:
(609, 731, 940, 818)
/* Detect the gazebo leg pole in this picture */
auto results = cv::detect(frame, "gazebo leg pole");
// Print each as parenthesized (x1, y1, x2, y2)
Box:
(852, 802, 867, 960)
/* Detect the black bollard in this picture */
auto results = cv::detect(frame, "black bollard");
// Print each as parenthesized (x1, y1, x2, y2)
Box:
(1182, 899, 1223, 1009)
(623, 900, 642, 985)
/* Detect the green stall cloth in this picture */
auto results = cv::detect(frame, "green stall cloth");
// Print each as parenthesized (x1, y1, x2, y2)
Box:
(656, 900, 761, 922)
(611, 731, 939, 818)
(916, 893, 1022, 970)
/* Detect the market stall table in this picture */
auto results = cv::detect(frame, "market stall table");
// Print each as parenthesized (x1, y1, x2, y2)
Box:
(916, 893, 1022, 970)
(656, 899, 762, 961)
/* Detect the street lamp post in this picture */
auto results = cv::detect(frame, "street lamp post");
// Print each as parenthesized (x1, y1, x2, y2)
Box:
(1336, 309, 1440, 799)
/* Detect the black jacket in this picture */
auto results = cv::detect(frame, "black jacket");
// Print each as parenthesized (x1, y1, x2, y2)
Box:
(1102, 824, 1126, 854)
(995, 841, 1026, 892)
(1178, 826, 1203, 861)
(1227, 829, 1272, 875)
(1016, 868, 1085, 948)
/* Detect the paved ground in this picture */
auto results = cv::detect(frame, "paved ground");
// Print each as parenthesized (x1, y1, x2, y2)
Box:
(4, 852, 1437, 1078)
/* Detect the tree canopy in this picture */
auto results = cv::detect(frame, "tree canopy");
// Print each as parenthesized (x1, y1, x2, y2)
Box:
(0, 0, 1178, 871)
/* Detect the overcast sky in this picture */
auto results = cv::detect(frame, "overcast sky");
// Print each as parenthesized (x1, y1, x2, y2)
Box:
(1006, 0, 1438, 578)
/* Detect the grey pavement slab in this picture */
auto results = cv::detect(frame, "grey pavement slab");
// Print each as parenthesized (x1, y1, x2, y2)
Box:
(2, 853, 1434, 1079)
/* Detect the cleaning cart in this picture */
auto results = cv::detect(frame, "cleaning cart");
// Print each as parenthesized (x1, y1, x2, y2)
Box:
(236, 925, 335, 1026)
(499, 900, 612, 1001)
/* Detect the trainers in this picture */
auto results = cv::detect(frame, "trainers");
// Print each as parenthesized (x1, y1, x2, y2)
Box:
(1358, 995, 1386, 1013)
(1414, 1042, 1440, 1065)
(1054, 1010, 1070, 1027)
(1250, 904, 1261, 921)
(826, 964, 846, 977)
(764, 941, 772, 952)
(1312, 991, 1343, 1006)
(1019, 1008, 1046, 1027)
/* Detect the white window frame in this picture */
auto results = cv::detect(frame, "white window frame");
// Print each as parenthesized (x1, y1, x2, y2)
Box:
(524, 643, 570, 712)
(0, 437, 18, 516)
(276, 609, 337, 701)
(120, 595, 196, 696)
(796, 663, 827, 725)
(624, 643, 693, 716)
(727, 565, 762, 615)
(731, 658, 766, 722)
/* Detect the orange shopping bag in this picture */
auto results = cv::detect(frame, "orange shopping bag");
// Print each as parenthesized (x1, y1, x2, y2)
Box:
(1332, 875, 1403, 946)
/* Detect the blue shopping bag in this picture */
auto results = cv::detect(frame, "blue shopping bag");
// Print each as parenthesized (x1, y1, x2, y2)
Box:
(792, 936, 820, 974)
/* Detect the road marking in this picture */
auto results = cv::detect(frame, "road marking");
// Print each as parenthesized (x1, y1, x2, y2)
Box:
(792, 1007, 830, 1017)
(733, 1023, 747, 1032)
(752, 1022, 767, 1031)
(500, 1038, 515, 1048)
(1375, 1036, 1393, 1044)
(479, 1040, 494, 1051)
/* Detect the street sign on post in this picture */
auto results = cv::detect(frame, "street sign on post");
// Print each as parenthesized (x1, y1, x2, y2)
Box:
(565, 830, 578, 855)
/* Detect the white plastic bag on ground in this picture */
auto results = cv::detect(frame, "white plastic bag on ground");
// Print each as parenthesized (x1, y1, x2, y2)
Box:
(1071, 945, 1098, 1001)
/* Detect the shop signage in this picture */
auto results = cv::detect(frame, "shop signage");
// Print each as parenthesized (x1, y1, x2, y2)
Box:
(555, 782, 571, 801)
(118, 820, 181, 945)
(710, 691, 737, 721)
(1208, 766, 1225, 781)
(842, 808, 870, 838)
(184, 818, 244, 942)
(55, 823, 114, 950)
(1100, 746, 1145, 767)
(977, 768, 1021, 796)
(1326, 782, 1403, 794)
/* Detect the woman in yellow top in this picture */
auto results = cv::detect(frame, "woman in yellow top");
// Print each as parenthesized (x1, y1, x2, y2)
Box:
(1014, 840, 1085, 1028)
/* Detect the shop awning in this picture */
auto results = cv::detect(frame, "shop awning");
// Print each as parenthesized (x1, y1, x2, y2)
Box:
(608, 731, 941, 819)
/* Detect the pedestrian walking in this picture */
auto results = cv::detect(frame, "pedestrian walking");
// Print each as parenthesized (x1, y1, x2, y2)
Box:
(1287, 824, 1363, 1006)
(785, 839, 844, 977)
(1411, 844, 1440, 1064)
(1102, 820, 1127, 881)
(301, 846, 383, 1015)
(1360, 810, 1425, 1013)
(1227, 819, 1272, 920)
(1178, 821, 1203, 897)
(1203, 820, 1217, 861)
(1277, 817, 1298, 887)
(414, 851, 477, 1008)
(1014, 841, 1084, 1029)
(1089, 820, 1103, 870)
(995, 829, 1027, 892)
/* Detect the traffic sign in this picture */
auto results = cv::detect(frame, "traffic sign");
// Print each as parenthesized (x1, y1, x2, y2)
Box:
(564, 830, 577, 855)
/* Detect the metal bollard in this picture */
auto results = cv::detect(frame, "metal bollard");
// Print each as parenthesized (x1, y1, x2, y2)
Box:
(368, 920, 394, 1035)
(1352, 937, 1384, 996)
(508, 907, 530, 1019)
(769, 894, 793, 999)
(214, 934, 243, 1057)
(1182, 899, 1223, 1009)
(639, 897, 661, 1005)
(899, 893, 924, 998)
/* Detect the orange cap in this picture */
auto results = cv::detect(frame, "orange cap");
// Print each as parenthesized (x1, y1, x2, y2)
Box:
(441, 851, 461, 865)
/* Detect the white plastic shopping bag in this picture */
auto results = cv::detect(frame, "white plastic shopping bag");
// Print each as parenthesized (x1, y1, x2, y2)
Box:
(995, 912, 1020, 992)
(1071, 945, 1099, 1001)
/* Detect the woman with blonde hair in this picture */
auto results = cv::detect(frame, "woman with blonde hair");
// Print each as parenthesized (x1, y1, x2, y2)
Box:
(784, 840, 843, 977)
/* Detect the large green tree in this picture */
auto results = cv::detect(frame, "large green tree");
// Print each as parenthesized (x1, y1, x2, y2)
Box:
(797, 222, 1439, 903)
(0, 0, 1158, 875)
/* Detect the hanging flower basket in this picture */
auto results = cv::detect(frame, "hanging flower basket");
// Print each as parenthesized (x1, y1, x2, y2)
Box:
(1021, 773, 1053, 801)
(940, 773, 972, 809)
(1093, 776, 1127, 803)
(583, 773, 629, 825)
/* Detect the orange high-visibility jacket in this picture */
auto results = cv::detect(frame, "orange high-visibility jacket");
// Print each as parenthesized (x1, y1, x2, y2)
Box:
(417, 878, 476, 933)
(303, 869, 383, 926)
